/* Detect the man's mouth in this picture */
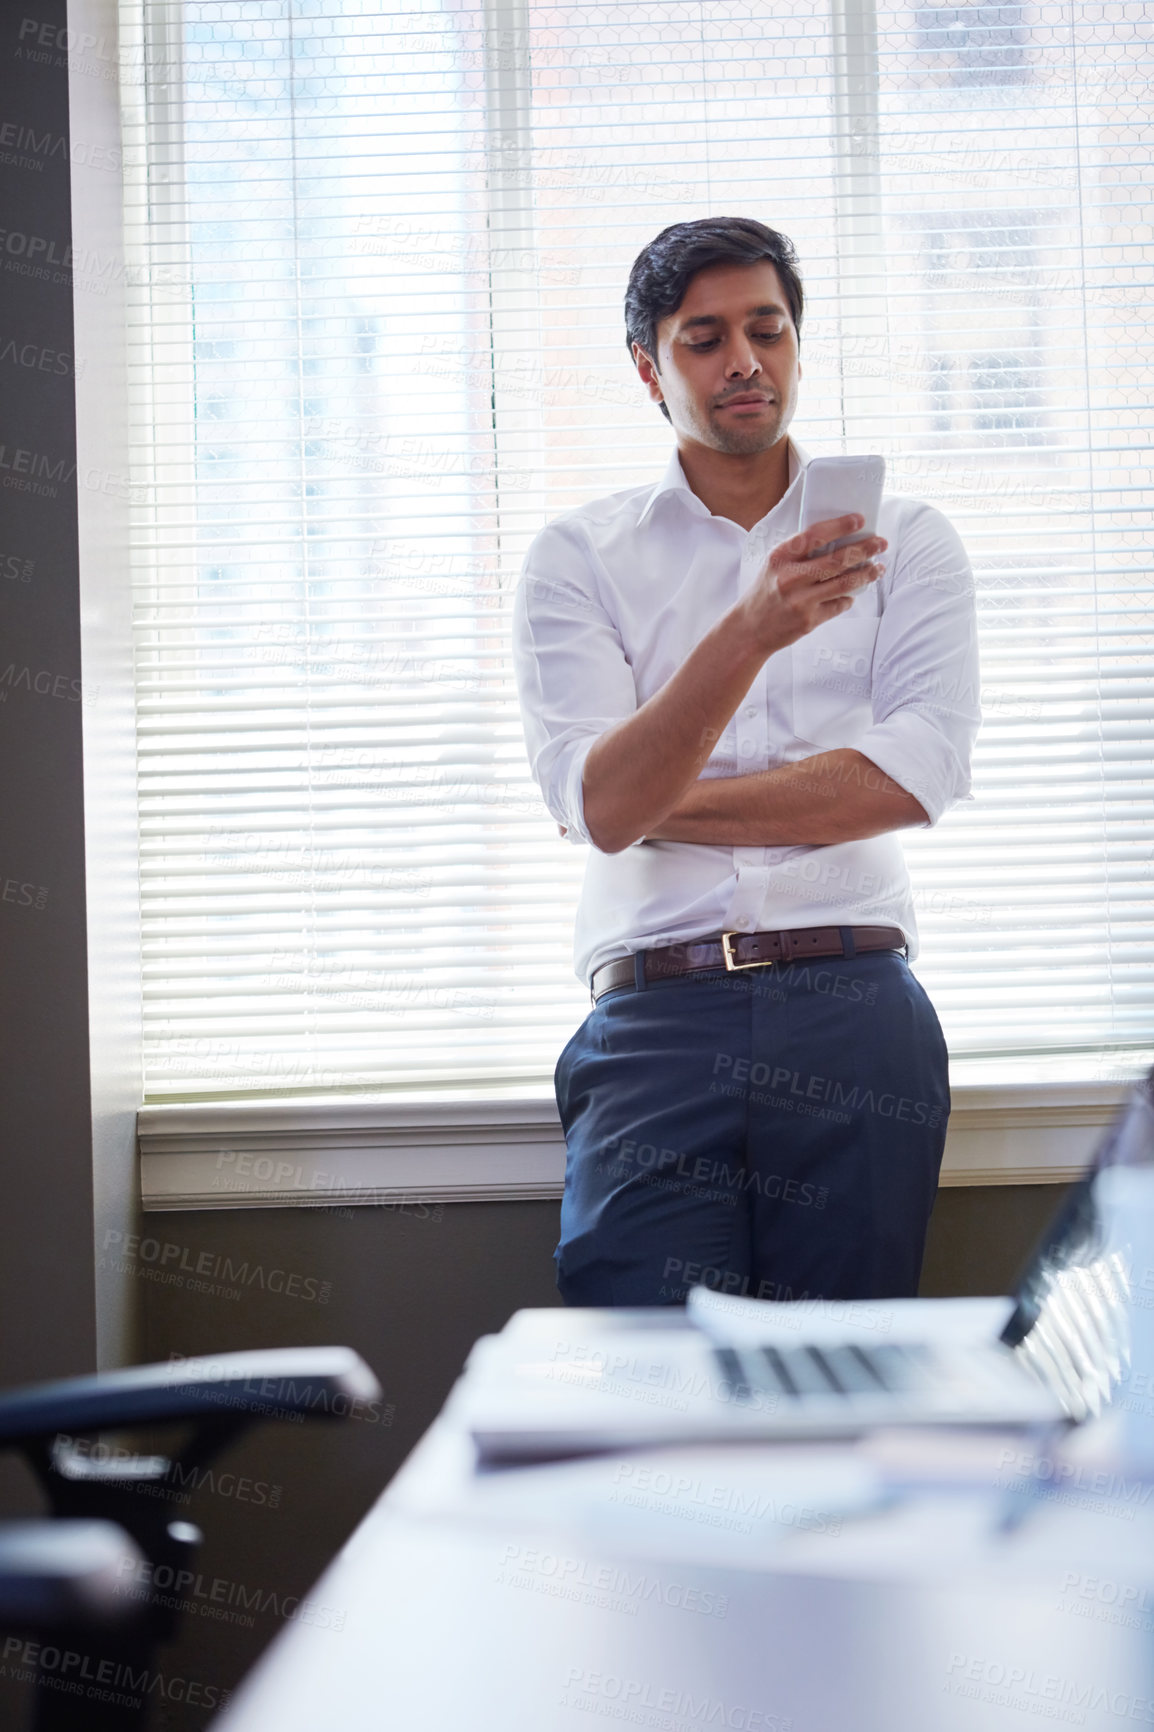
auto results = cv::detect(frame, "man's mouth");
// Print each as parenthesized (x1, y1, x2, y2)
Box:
(717, 394, 773, 409)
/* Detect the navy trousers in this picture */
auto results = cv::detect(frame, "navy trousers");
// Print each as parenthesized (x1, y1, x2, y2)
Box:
(554, 953, 949, 1307)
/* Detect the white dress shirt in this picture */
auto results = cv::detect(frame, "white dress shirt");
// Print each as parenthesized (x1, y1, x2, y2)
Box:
(513, 439, 980, 983)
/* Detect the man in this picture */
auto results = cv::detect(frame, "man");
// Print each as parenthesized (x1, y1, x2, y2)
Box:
(513, 217, 979, 1309)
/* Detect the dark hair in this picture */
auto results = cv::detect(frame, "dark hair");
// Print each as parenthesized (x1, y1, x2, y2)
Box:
(625, 218, 804, 421)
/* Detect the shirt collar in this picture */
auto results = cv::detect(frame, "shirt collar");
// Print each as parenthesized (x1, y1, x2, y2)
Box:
(635, 436, 810, 529)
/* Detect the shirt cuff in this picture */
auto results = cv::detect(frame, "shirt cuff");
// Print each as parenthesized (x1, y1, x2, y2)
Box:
(854, 710, 972, 827)
(557, 733, 600, 845)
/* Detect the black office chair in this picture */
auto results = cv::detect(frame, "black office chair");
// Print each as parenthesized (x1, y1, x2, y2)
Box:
(0, 1519, 144, 1628)
(0, 1346, 382, 1731)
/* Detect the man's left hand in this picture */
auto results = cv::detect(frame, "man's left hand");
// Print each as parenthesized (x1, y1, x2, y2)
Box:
(647, 749, 928, 847)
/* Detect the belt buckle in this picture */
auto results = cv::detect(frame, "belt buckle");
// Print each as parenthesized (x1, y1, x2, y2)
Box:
(721, 931, 772, 972)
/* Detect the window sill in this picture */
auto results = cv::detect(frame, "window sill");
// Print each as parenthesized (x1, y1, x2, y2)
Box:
(137, 1079, 1132, 1211)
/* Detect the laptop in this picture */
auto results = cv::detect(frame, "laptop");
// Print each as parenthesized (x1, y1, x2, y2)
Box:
(456, 1071, 1152, 1462)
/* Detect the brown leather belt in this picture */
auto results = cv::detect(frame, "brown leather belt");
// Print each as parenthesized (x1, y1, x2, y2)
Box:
(590, 925, 906, 1004)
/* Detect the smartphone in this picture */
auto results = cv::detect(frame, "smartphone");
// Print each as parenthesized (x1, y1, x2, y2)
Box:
(798, 454, 885, 558)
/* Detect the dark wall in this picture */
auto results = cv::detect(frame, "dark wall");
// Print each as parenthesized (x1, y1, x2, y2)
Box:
(0, 9, 101, 1724)
(0, 3, 96, 1387)
(136, 1198, 563, 1730)
(922, 1179, 1067, 1298)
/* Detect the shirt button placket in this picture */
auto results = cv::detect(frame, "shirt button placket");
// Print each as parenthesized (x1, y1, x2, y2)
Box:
(726, 528, 772, 931)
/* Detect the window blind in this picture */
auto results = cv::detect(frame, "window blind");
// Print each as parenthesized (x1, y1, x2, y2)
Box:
(120, 0, 1153, 1101)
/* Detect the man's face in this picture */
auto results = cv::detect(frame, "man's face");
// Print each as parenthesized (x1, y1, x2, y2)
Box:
(633, 259, 801, 456)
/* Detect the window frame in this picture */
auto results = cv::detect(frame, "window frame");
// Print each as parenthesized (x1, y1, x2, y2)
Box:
(113, 0, 1151, 1200)
(138, 1080, 1131, 1209)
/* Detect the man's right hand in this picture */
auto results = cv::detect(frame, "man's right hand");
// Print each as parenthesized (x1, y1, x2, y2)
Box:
(741, 514, 887, 653)
(579, 517, 884, 853)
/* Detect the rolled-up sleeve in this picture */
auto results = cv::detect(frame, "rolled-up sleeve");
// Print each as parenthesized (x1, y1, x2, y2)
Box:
(512, 519, 638, 845)
(855, 502, 981, 827)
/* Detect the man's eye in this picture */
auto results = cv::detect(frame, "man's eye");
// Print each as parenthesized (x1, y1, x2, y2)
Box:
(687, 331, 783, 351)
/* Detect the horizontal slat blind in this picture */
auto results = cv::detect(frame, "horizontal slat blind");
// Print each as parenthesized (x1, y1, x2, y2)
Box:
(120, 0, 1153, 1100)
(870, 1, 1153, 1069)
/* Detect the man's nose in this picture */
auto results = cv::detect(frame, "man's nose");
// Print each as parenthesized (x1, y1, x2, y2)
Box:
(723, 341, 761, 378)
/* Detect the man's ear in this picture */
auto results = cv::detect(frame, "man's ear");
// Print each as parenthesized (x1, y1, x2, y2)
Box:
(632, 342, 664, 407)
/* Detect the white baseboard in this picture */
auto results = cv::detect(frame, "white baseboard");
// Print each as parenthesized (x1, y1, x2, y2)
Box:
(138, 1081, 1130, 1211)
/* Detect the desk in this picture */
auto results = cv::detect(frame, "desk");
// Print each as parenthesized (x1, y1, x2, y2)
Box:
(216, 1313, 1154, 1732)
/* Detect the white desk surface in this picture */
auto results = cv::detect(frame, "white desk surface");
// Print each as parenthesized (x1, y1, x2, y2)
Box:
(217, 1316, 1154, 1732)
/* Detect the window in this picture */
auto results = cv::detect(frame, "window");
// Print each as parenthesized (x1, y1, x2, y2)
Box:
(912, 2, 1030, 89)
(969, 354, 1041, 434)
(917, 212, 1045, 442)
(120, 0, 1154, 1104)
